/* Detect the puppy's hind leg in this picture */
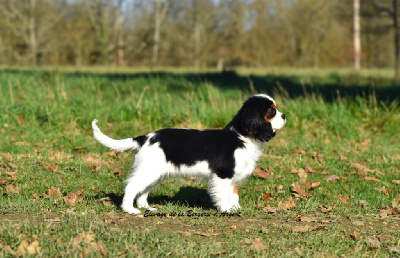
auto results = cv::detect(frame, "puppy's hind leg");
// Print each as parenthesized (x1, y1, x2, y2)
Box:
(121, 167, 161, 214)
(136, 184, 158, 211)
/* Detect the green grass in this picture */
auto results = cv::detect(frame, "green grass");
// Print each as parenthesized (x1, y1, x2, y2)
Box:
(0, 68, 399, 256)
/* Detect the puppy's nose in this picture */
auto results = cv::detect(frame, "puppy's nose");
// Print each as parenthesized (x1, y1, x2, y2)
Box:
(281, 114, 286, 120)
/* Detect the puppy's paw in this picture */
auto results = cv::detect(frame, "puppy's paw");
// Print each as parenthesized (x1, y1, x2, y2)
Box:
(121, 206, 141, 214)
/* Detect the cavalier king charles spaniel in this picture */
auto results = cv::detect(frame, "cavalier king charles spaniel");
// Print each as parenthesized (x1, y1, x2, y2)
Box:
(92, 94, 286, 214)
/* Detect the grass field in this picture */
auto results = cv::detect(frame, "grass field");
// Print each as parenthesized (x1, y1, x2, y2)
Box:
(0, 68, 399, 256)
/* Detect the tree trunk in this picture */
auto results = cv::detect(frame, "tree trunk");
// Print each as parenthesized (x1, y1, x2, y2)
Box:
(151, 0, 168, 67)
(354, 0, 361, 70)
(394, 0, 400, 83)
(29, 0, 37, 65)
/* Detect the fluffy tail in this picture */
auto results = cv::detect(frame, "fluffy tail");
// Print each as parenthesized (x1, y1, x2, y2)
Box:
(92, 119, 140, 152)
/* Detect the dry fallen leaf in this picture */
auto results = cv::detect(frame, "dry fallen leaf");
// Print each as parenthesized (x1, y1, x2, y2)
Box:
(108, 165, 122, 176)
(292, 182, 312, 197)
(291, 149, 307, 156)
(312, 153, 324, 163)
(388, 246, 400, 254)
(350, 163, 377, 173)
(292, 225, 326, 233)
(4, 171, 17, 180)
(278, 197, 296, 210)
(364, 176, 380, 182)
(392, 195, 400, 209)
(366, 237, 381, 249)
(304, 165, 318, 173)
(45, 163, 58, 173)
(73, 147, 87, 152)
(319, 205, 333, 213)
(305, 181, 320, 190)
(324, 175, 340, 181)
(16, 240, 41, 256)
(262, 191, 272, 200)
(63, 189, 85, 207)
(350, 232, 363, 240)
(392, 180, 400, 185)
(46, 187, 62, 197)
(253, 166, 273, 179)
(6, 184, 20, 194)
(249, 238, 266, 250)
(297, 169, 308, 184)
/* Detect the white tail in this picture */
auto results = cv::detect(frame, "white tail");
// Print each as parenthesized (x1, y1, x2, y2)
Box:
(92, 119, 140, 152)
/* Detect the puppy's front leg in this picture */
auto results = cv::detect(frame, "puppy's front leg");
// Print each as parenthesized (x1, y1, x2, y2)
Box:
(208, 175, 234, 212)
(230, 185, 241, 210)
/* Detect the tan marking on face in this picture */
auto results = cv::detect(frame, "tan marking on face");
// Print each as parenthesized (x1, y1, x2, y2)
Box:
(264, 103, 277, 123)
(233, 185, 239, 194)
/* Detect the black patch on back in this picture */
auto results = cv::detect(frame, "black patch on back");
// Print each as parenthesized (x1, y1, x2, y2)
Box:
(149, 129, 245, 179)
(134, 135, 148, 147)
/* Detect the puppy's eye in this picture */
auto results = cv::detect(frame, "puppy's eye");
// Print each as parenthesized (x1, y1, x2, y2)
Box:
(267, 108, 276, 116)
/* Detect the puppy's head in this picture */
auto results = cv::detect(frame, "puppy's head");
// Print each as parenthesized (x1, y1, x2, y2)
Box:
(233, 94, 286, 142)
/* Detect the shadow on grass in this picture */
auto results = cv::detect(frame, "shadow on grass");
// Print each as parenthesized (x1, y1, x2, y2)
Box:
(5, 69, 398, 103)
(105, 186, 213, 210)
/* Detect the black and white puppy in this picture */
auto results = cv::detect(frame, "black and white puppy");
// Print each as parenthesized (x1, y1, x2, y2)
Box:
(92, 94, 286, 214)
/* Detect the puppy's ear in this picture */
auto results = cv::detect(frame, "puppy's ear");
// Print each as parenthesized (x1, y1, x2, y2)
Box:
(240, 107, 275, 142)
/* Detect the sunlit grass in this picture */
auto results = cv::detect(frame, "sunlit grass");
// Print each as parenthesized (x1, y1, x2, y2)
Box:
(0, 69, 399, 256)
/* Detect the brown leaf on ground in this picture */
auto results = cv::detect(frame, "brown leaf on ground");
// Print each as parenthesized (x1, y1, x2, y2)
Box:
(297, 169, 308, 184)
(104, 151, 118, 159)
(340, 155, 348, 161)
(6, 183, 20, 194)
(392, 195, 400, 208)
(108, 165, 122, 176)
(364, 176, 380, 182)
(312, 153, 324, 163)
(278, 197, 296, 210)
(379, 206, 399, 217)
(63, 189, 85, 207)
(1, 179, 7, 185)
(374, 186, 391, 195)
(355, 200, 368, 209)
(319, 205, 333, 213)
(276, 185, 285, 194)
(253, 166, 273, 179)
(4, 171, 17, 180)
(350, 163, 377, 173)
(292, 225, 326, 233)
(298, 216, 319, 223)
(1, 153, 13, 161)
(305, 181, 320, 190)
(72, 147, 87, 152)
(263, 206, 278, 213)
(291, 149, 307, 156)
(350, 232, 363, 240)
(392, 180, 400, 185)
(367, 237, 381, 249)
(249, 238, 266, 250)
(338, 195, 350, 206)
(292, 182, 312, 197)
(324, 175, 340, 181)
(262, 191, 272, 200)
(45, 163, 58, 173)
(388, 246, 400, 254)
(45, 187, 62, 197)
(304, 165, 318, 173)
(16, 240, 41, 256)
(359, 139, 371, 146)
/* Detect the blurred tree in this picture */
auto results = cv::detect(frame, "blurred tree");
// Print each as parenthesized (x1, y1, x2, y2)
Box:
(0, 0, 63, 65)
